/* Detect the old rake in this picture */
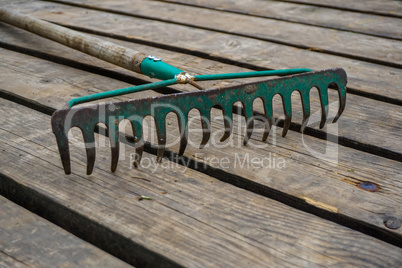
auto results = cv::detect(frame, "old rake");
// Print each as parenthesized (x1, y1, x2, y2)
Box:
(0, 8, 347, 175)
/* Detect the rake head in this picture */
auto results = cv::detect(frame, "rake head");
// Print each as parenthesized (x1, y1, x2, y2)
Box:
(51, 68, 347, 175)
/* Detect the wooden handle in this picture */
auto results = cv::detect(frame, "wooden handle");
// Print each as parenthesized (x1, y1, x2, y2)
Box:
(0, 8, 147, 73)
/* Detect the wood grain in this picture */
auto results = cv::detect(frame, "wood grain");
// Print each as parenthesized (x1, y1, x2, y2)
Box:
(6, 0, 401, 101)
(1, 25, 400, 158)
(0, 196, 132, 268)
(1, 97, 402, 267)
(155, 0, 402, 39)
(0, 47, 401, 240)
(0, 7, 146, 73)
(1, 0, 401, 265)
(275, 0, 402, 18)
(47, 0, 402, 66)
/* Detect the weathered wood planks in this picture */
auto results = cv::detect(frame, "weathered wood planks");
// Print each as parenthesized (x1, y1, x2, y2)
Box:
(49, 0, 402, 62)
(1, 22, 401, 158)
(1, 97, 402, 267)
(3, 0, 402, 101)
(1, 0, 401, 265)
(274, 0, 402, 18)
(0, 47, 401, 242)
(0, 196, 133, 268)
(155, 0, 402, 39)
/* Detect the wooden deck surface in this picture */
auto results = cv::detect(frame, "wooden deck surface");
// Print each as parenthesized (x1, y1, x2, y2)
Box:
(0, 0, 401, 267)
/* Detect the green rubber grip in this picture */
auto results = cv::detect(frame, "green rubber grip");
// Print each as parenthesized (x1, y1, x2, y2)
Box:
(140, 56, 184, 80)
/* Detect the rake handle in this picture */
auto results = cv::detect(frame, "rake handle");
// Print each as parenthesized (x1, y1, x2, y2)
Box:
(0, 8, 183, 79)
(0, 8, 314, 110)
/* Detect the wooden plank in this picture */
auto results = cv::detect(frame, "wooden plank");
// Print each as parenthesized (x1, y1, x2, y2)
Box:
(0, 252, 29, 268)
(156, 0, 402, 40)
(0, 6, 148, 75)
(1, 25, 400, 159)
(0, 47, 401, 242)
(0, 23, 232, 93)
(47, 0, 402, 66)
(1, 98, 402, 267)
(0, 196, 132, 268)
(275, 0, 402, 18)
(6, 0, 401, 102)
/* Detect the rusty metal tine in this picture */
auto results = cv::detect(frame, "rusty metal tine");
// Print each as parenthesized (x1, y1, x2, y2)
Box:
(51, 110, 73, 174)
(281, 95, 292, 137)
(243, 102, 254, 145)
(51, 111, 72, 174)
(56, 133, 71, 174)
(82, 129, 96, 175)
(108, 120, 120, 172)
(319, 85, 329, 129)
(133, 146, 144, 168)
(200, 109, 211, 148)
(50, 68, 347, 174)
(178, 114, 189, 155)
(300, 91, 311, 133)
(155, 117, 166, 163)
(131, 119, 144, 167)
(220, 105, 233, 142)
(332, 82, 347, 123)
(262, 97, 273, 141)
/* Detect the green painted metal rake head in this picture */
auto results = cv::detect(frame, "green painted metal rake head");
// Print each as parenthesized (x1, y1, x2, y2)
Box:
(0, 9, 347, 175)
(51, 63, 347, 175)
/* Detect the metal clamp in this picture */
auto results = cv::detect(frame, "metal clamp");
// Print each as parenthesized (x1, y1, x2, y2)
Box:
(175, 72, 195, 84)
(147, 55, 162, 62)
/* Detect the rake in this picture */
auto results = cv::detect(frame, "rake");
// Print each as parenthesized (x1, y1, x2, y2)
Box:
(0, 8, 347, 175)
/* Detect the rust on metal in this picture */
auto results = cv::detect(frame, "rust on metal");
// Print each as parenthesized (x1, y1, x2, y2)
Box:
(51, 68, 347, 175)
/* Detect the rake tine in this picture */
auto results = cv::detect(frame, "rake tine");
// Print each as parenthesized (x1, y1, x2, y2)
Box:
(155, 117, 166, 163)
(332, 82, 347, 123)
(200, 109, 211, 148)
(49, 68, 346, 175)
(281, 94, 292, 137)
(5, 10, 345, 176)
(108, 119, 120, 172)
(131, 119, 143, 168)
(51, 112, 72, 174)
(243, 102, 254, 145)
(300, 92, 311, 133)
(82, 128, 96, 175)
(318, 86, 329, 129)
(220, 105, 233, 142)
(262, 97, 273, 141)
(178, 113, 189, 156)
(134, 146, 144, 168)
(56, 132, 72, 174)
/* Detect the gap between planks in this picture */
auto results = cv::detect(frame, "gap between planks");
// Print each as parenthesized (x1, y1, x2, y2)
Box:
(0, 195, 133, 268)
(0, 27, 401, 161)
(0, 48, 401, 246)
(5, 0, 401, 102)
(1, 97, 402, 267)
(272, 0, 402, 18)
(53, 23, 402, 106)
(42, 0, 402, 69)
(140, 0, 402, 40)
